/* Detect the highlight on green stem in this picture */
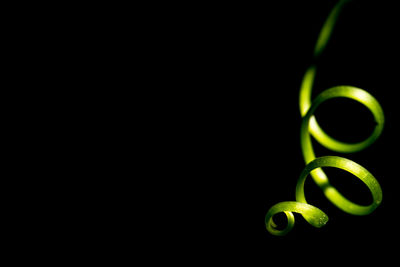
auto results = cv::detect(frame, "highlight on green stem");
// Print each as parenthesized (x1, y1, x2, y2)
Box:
(265, 0, 384, 236)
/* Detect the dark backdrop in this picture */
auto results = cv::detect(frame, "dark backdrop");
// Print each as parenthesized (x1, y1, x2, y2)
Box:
(190, 0, 400, 260)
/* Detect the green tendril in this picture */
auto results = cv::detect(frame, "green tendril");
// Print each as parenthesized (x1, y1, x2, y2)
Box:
(265, 0, 384, 236)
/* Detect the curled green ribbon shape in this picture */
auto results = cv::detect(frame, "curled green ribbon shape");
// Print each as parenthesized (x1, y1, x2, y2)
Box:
(265, 0, 384, 236)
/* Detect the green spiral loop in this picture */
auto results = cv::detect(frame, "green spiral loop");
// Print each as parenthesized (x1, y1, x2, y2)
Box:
(265, 0, 384, 236)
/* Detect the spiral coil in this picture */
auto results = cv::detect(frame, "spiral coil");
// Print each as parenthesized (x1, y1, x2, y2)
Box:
(265, 0, 384, 236)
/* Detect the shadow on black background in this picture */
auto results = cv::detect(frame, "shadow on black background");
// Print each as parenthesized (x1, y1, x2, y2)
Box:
(190, 0, 400, 261)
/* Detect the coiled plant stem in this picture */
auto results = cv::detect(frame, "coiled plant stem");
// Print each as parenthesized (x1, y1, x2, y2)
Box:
(265, 0, 384, 236)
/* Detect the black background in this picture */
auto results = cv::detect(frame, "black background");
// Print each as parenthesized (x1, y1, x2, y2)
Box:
(11, 0, 399, 261)
(182, 0, 400, 260)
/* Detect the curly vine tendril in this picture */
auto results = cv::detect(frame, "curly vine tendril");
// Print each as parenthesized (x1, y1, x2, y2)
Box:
(265, 0, 384, 236)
